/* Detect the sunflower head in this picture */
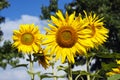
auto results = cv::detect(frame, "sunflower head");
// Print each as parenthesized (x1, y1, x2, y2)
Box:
(43, 10, 93, 63)
(34, 49, 51, 69)
(83, 11, 109, 48)
(12, 24, 43, 54)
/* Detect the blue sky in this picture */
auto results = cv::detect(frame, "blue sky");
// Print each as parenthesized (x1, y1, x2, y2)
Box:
(1, 0, 72, 20)
(0, 0, 81, 80)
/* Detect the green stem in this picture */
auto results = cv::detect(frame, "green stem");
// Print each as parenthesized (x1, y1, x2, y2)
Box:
(52, 64, 57, 80)
(92, 70, 100, 80)
(40, 76, 42, 80)
(68, 62, 72, 80)
(29, 54, 34, 80)
(51, 58, 57, 80)
(75, 74, 84, 80)
(86, 56, 90, 80)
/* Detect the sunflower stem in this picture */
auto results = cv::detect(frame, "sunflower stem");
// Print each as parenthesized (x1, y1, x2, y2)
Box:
(75, 74, 84, 80)
(29, 54, 34, 80)
(40, 76, 42, 80)
(68, 62, 72, 80)
(52, 60, 57, 80)
(86, 56, 90, 80)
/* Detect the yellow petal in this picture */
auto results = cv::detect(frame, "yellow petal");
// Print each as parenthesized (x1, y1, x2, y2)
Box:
(48, 24, 57, 31)
(116, 60, 120, 64)
(61, 49, 67, 63)
(56, 10, 65, 21)
(12, 36, 19, 40)
(51, 16, 62, 27)
(13, 30, 21, 36)
(75, 43, 86, 53)
(55, 48, 61, 61)
(106, 72, 116, 76)
(112, 68, 120, 73)
(68, 12, 75, 25)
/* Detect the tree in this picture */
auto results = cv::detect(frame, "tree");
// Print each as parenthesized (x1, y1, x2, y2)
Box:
(0, 0, 10, 23)
(40, 0, 58, 19)
(0, 0, 24, 69)
(0, 40, 24, 69)
(0, 0, 9, 40)
(0, 27, 3, 41)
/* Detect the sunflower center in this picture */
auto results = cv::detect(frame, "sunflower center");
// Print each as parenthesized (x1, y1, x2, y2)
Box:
(21, 33, 34, 45)
(56, 27, 78, 48)
(62, 31, 72, 40)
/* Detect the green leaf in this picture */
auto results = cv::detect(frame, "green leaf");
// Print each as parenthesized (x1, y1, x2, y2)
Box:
(0, 62, 7, 69)
(91, 73, 102, 78)
(107, 74, 120, 80)
(27, 70, 41, 75)
(101, 62, 118, 71)
(72, 71, 90, 75)
(12, 64, 28, 68)
(96, 53, 120, 59)
(57, 65, 68, 71)
(40, 74, 65, 79)
(72, 70, 102, 78)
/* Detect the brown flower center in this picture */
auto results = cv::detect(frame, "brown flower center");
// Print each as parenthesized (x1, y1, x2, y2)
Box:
(56, 27, 78, 48)
(21, 33, 34, 45)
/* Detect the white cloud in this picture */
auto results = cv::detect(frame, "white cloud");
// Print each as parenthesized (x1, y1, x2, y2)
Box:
(0, 68, 30, 80)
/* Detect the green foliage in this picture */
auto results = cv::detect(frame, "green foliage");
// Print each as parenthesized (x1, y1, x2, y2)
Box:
(0, 0, 10, 10)
(0, 0, 25, 70)
(0, 0, 8, 42)
(0, 40, 24, 69)
(12, 64, 28, 69)
(0, 28, 3, 42)
(101, 62, 117, 71)
(40, 0, 58, 19)
(107, 74, 120, 80)
(0, 0, 10, 23)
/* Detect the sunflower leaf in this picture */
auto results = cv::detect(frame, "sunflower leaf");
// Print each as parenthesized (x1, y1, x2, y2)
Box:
(40, 74, 65, 79)
(12, 64, 28, 69)
(107, 74, 120, 80)
(101, 62, 118, 71)
(96, 52, 120, 58)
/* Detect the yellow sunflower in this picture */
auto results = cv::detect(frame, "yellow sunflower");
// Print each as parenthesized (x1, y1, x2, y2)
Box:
(83, 11, 109, 48)
(12, 24, 42, 54)
(106, 60, 120, 76)
(35, 49, 50, 69)
(43, 10, 93, 63)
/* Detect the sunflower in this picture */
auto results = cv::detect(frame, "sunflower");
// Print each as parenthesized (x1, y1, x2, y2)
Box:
(83, 11, 109, 48)
(35, 49, 50, 69)
(12, 24, 42, 54)
(43, 10, 93, 63)
(106, 60, 120, 76)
